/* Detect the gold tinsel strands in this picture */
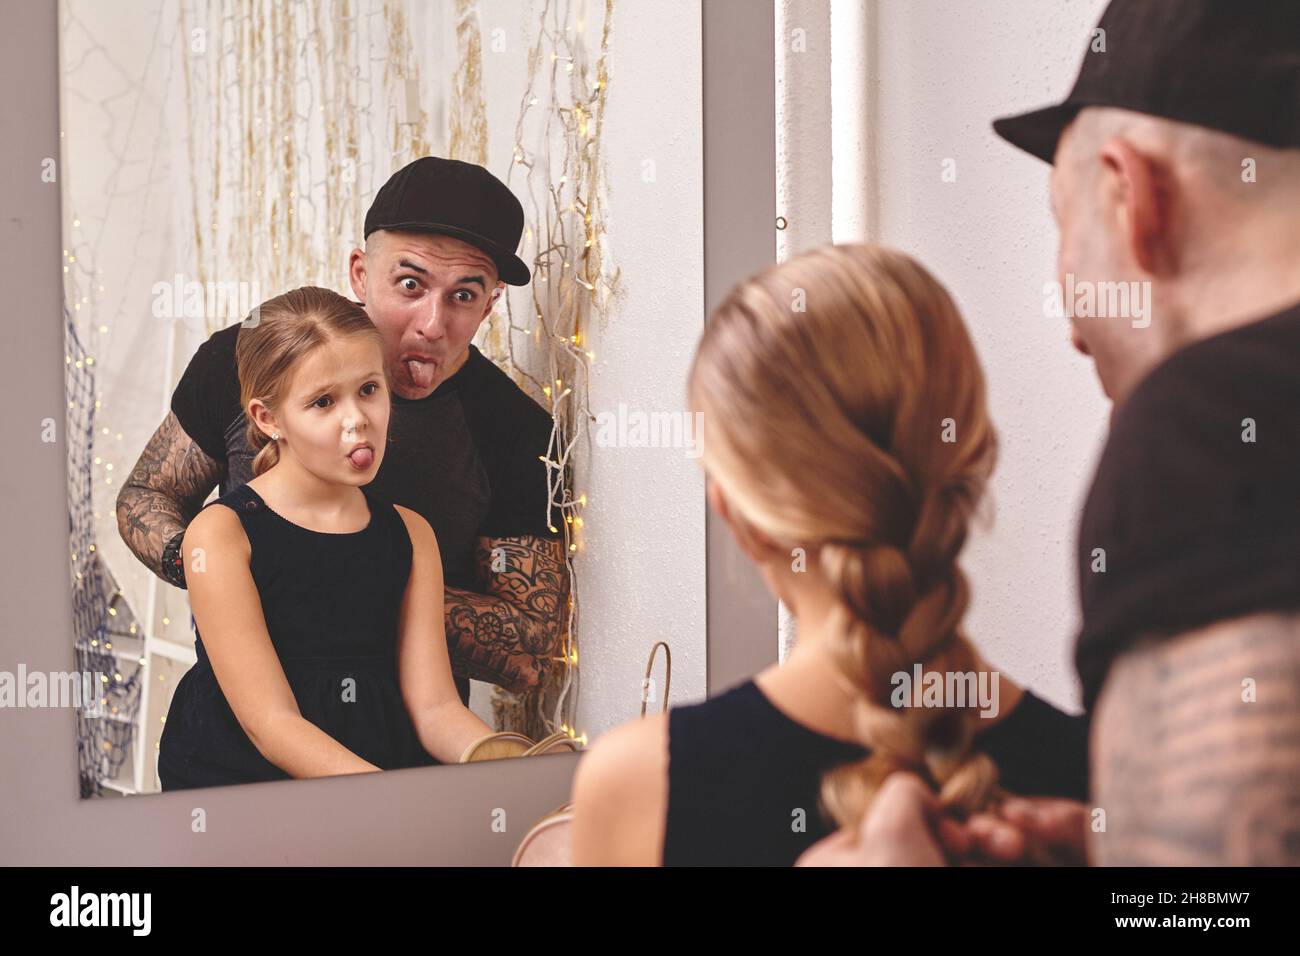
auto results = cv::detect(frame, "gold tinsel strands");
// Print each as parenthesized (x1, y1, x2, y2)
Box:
(312, 0, 363, 255)
(385, 0, 433, 161)
(487, 0, 621, 745)
(448, 0, 489, 167)
(183, 0, 428, 336)
(448, 0, 506, 357)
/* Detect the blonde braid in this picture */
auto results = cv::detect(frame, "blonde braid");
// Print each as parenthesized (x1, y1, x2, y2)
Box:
(820, 475, 999, 828)
(687, 242, 1005, 834)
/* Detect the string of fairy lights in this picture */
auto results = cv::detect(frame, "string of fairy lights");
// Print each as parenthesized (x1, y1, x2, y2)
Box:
(513, 0, 619, 746)
(451, 0, 620, 745)
(62, 0, 617, 786)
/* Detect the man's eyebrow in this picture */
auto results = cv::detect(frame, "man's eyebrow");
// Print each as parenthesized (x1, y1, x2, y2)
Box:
(392, 259, 486, 290)
(300, 370, 385, 398)
(394, 258, 429, 275)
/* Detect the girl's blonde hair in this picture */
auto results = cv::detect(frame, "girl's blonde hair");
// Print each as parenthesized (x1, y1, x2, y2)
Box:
(235, 286, 388, 478)
(688, 243, 1001, 828)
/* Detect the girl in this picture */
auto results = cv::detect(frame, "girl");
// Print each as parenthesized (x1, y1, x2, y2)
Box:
(158, 286, 493, 790)
(570, 244, 1089, 865)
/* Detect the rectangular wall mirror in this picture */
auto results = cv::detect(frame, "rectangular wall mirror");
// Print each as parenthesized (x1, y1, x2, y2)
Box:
(59, 0, 712, 799)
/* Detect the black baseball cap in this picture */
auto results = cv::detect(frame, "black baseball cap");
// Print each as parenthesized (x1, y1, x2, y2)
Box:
(364, 156, 531, 286)
(993, 0, 1300, 165)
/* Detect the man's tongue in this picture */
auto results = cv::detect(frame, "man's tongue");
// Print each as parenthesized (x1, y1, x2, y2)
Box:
(406, 358, 436, 389)
(348, 446, 374, 469)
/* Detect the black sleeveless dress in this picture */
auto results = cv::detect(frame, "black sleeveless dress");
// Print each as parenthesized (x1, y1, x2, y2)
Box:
(157, 482, 439, 790)
(663, 680, 1090, 866)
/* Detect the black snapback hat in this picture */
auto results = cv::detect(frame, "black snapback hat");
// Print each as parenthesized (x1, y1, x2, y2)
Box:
(364, 156, 531, 286)
(993, 0, 1300, 165)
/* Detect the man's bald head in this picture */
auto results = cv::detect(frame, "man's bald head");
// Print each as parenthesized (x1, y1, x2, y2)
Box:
(1050, 106, 1300, 404)
(1059, 107, 1300, 211)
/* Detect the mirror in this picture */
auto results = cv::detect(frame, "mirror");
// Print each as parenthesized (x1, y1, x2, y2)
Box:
(61, 0, 707, 797)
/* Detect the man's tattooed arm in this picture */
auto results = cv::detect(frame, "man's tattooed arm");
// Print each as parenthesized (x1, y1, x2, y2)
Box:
(443, 535, 571, 694)
(1091, 609, 1300, 865)
(115, 411, 225, 585)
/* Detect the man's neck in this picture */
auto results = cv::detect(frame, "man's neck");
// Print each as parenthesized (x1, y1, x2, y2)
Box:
(441, 343, 473, 383)
(1176, 241, 1300, 346)
(1112, 251, 1300, 408)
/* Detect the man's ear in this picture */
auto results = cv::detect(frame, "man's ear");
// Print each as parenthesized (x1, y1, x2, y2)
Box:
(1098, 137, 1172, 276)
(348, 246, 368, 305)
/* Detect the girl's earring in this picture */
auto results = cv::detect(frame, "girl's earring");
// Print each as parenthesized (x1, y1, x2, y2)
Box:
(271, 433, 280, 442)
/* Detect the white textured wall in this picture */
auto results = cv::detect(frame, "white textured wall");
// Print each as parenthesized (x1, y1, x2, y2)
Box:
(475, 0, 708, 737)
(776, 0, 832, 662)
(861, 0, 1110, 710)
(772, 0, 1110, 711)
(569, 1, 707, 738)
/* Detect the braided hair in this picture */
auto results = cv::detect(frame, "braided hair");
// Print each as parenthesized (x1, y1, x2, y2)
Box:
(687, 243, 1001, 828)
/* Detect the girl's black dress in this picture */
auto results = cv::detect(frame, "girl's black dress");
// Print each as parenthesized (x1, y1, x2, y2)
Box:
(158, 482, 438, 790)
(662, 680, 1090, 866)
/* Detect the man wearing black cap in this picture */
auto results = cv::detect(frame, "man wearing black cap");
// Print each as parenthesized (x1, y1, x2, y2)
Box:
(801, 0, 1300, 866)
(117, 157, 568, 710)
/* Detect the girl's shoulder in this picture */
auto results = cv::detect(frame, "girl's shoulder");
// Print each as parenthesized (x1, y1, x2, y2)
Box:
(184, 492, 252, 558)
(390, 502, 436, 545)
(207, 481, 264, 517)
(570, 711, 670, 864)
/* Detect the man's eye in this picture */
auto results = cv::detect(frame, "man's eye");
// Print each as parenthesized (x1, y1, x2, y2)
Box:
(454, 290, 474, 302)
(400, 277, 420, 292)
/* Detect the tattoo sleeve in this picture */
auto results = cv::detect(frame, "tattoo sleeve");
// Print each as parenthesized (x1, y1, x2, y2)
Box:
(1092, 609, 1300, 865)
(115, 411, 225, 585)
(442, 535, 571, 694)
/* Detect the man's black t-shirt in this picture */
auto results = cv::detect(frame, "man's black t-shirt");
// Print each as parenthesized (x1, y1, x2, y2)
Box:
(1075, 300, 1300, 713)
(170, 320, 560, 705)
